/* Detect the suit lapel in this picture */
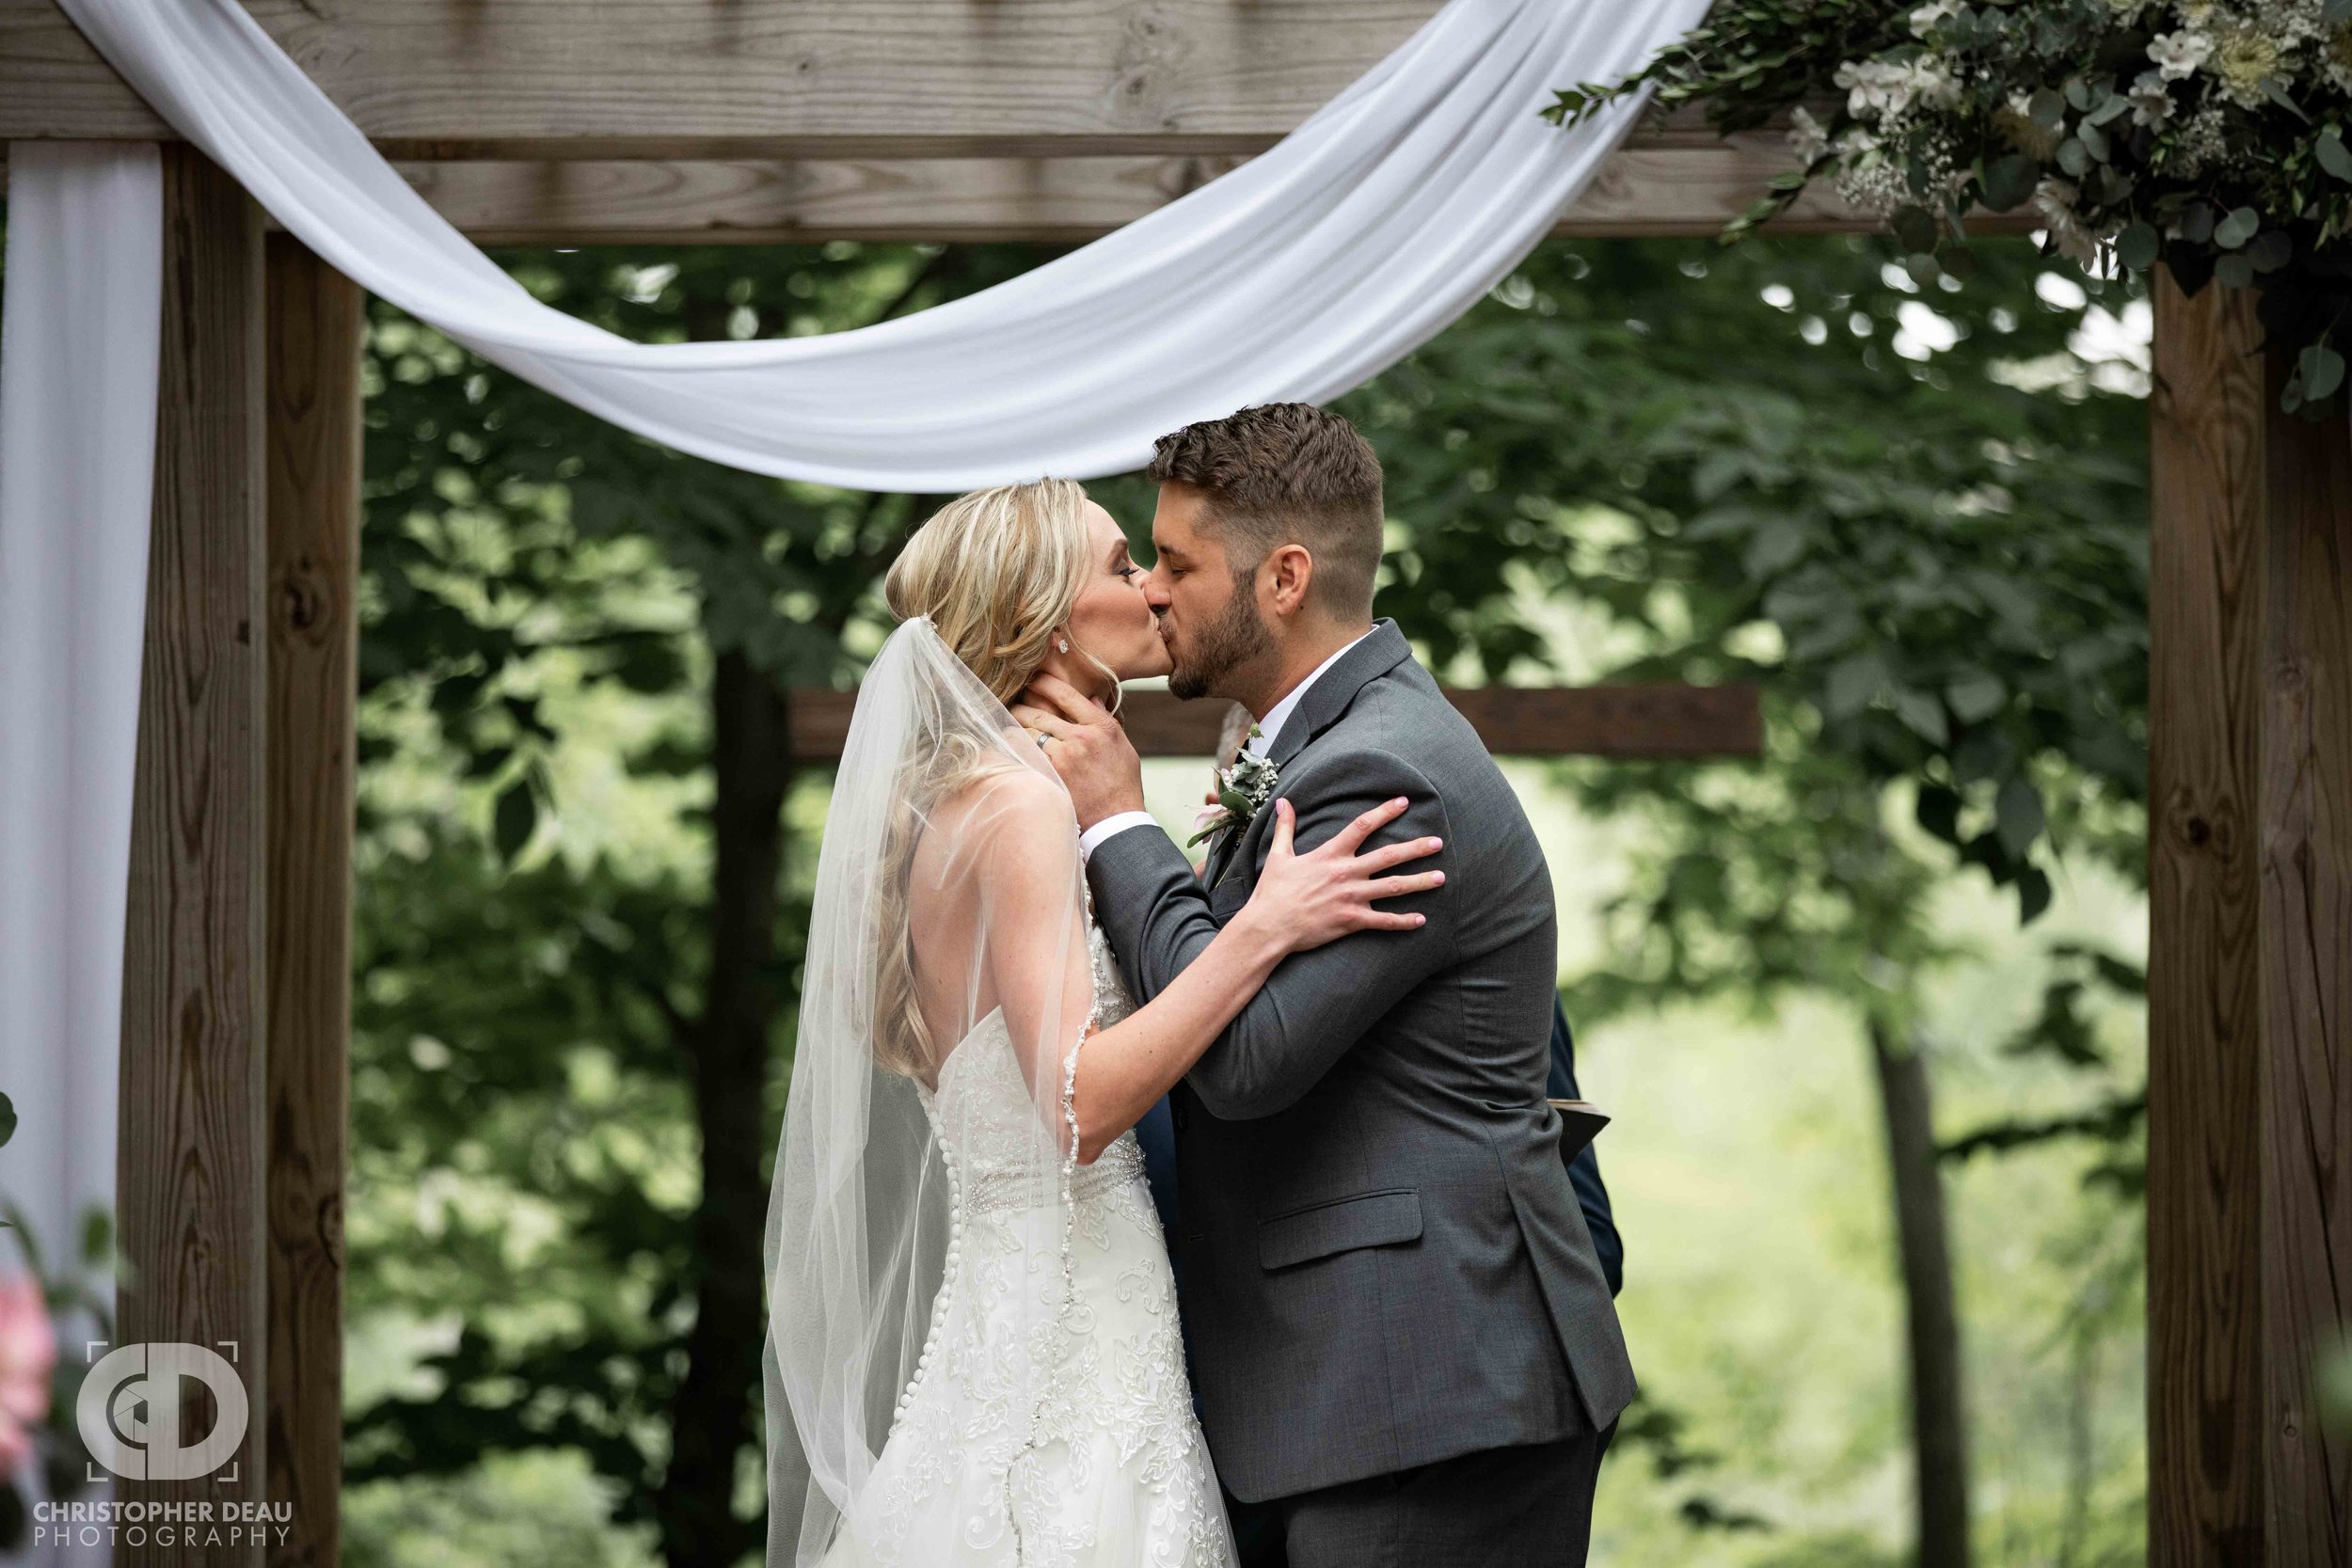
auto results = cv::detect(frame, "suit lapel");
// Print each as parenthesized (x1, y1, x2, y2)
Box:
(1200, 622, 1415, 893)
(1205, 826, 1243, 891)
(1264, 620, 1413, 772)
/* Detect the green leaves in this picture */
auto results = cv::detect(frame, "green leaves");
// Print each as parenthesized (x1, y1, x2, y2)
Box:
(492, 778, 538, 863)
(0, 1092, 13, 1151)
(2318, 129, 2352, 182)
(1892, 204, 1940, 255)
(2114, 220, 2159, 273)
(2213, 207, 2260, 249)
(1994, 777, 2046, 858)
(1552, 5, 2352, 426)
(1980, 154, 2041, 213)
(2286, 341, 2347, 411)
(1946, 671, 2007, 724)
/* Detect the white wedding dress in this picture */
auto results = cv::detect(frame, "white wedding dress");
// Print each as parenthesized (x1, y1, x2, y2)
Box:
(818, 913, 1237, 1568)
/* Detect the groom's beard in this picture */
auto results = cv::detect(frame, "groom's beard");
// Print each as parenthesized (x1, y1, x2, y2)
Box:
(1167, 584, 1275, 702)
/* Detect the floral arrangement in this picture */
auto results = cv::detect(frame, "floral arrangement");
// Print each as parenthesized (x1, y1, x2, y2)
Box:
(1550, 0, 2352, 412)
(1188, 727, 1279, 853)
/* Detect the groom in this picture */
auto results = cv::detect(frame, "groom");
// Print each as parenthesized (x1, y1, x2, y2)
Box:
(1019, 404, 1634, 1565)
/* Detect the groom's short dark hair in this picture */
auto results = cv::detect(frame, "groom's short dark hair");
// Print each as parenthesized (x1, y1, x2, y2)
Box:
(1147, 404, 1384, 619)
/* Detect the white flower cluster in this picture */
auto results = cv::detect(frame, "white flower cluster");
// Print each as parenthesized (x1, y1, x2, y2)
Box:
(1790, 0, 2341, 257)
(1186, 730, 1280, 851)
(2140, 0, 2337, 107)
(1833, 55, 1963, 121)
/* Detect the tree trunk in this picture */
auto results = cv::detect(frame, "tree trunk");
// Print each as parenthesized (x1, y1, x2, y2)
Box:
(655, 647, 794, 1568)
(1868, 1017, 1973, 1568)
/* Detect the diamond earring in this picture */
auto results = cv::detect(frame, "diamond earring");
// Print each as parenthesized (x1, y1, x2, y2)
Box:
(1057, 638, 1070, 653)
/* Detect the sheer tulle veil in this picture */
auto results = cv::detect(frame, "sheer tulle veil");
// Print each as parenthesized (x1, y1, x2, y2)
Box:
(762, 613, 1098, 1566)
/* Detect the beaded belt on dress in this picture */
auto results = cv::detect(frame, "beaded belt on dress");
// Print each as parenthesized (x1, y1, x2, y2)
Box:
(958, 1135, 1146, 1215)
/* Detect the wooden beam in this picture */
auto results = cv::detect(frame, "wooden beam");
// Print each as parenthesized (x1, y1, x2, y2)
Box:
(262, 233, 363, 1568)
(117, 143, 269, 1568)
(0, 137, 2007, 246)
(2253, 336, 2352, 1568)
(385, 140, 1911, 245)
(784, 683, 1762, 763)
(12, 0, 1444, 154)
(2148, 269, 2352, 1566)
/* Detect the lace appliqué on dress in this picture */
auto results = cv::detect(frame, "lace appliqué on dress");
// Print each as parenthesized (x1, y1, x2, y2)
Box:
(837, 898, 1231, 1568)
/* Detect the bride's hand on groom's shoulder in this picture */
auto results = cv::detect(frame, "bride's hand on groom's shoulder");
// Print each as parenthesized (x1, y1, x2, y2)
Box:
(1013, 673, 1146, 829)
(1235, 797, 1445, 956)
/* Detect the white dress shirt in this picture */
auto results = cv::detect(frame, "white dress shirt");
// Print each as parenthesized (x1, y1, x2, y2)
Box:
(1076, 628, 1376, 863)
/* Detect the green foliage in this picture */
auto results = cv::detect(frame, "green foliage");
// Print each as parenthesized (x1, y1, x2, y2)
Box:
(360, 243, 1030, 860)
(346, 820, 723, 1506)
(1348, 235, 2147, 942)
(1550, 0, 2352, 415)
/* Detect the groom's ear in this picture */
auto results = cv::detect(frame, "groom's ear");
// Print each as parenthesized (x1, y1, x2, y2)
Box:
(1262, 542, 1316, 620)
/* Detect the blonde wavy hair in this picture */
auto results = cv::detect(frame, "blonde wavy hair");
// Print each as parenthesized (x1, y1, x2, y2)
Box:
(882, 478, 1124, 710)
(870, 479, 1119, 1076)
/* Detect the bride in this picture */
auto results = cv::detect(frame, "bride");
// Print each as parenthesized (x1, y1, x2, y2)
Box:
(761, 479, 1442, 1568)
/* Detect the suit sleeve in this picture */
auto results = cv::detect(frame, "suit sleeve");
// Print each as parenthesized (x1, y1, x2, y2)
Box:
(1084, 752, 1455, 1120)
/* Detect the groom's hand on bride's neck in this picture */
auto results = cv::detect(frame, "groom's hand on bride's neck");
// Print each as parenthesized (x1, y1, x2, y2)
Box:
(1013, 673, 1147, 831)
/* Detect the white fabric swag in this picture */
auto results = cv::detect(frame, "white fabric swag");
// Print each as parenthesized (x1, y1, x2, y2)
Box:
(46, 0, 1708, 489)
(0, 0, 1704, 1446)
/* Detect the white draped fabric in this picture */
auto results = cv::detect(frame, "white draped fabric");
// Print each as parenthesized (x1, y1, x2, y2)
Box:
(48, 0, 1708, 490)
(0, 140, 154, 1568)
(0, 142, 155, 1277)
(0, 1, 1700, 1537)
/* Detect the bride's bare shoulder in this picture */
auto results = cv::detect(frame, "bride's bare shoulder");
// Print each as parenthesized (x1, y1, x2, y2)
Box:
(926, 761, 1074, 851)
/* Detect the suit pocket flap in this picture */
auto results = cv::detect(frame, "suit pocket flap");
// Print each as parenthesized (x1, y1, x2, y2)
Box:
(1257, 1189, 1422, 1271)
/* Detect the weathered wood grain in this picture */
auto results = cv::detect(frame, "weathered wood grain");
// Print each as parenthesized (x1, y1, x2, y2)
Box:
(117, 144, 269, 1568)
(262, 234, 362, 1568)
(784, 682, 1762, 762)
(2257, 331, 2352, 1568)
(2149, 268, 2352, 1566)
(2148, 266, 2268, 1568)
(384, 140, 1915, 245)
(13, 0, 1443, 152)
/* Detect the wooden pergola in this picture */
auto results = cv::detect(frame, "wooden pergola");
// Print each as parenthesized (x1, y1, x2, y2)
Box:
(1, 4, 2344, 1565)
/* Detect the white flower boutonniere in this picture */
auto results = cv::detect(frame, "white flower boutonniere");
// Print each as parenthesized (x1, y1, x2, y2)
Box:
(1187, 726, 1280, 850)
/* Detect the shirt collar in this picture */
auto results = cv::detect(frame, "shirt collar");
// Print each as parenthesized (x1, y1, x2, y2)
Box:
(1247, 629, 1377, 757)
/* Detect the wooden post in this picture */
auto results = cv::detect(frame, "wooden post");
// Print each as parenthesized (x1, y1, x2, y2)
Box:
(262, 234, 363, 1568)
(118, 145, 269, 1567)
(2149, 269, 2352, 1566)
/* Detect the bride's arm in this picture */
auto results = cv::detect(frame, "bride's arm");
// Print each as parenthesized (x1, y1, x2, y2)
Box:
(983, 780, 1440, 1164)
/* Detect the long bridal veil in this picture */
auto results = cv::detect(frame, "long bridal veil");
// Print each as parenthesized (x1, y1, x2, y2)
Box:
(763, 615, 1101, 1567)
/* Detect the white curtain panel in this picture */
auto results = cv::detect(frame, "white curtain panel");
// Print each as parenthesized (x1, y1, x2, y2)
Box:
(0, 141, 156, 1277)
(53, 0, 1708, 491)
(0, 139, 157, 1568)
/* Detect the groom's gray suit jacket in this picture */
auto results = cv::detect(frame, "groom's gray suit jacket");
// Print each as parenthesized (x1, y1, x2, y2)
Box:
(1086, 620, 1636, 1504)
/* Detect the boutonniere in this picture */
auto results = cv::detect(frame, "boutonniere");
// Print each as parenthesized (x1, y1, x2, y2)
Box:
(1187, 727, 1280, 850)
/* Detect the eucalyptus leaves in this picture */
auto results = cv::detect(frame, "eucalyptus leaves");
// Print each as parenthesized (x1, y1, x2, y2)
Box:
(1551, 0, 2352, 413)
